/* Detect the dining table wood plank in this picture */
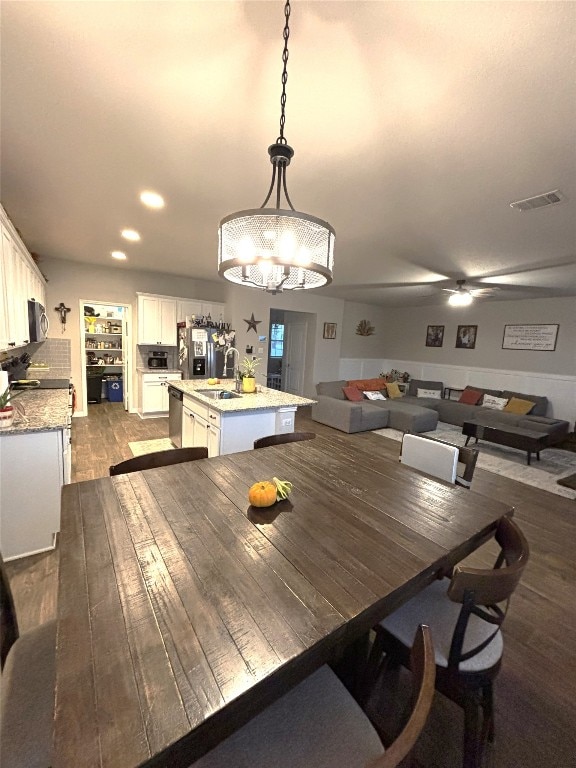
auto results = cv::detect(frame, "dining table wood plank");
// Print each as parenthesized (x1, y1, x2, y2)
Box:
(55, 441, 513, 768)
(54, 484, 102, 768)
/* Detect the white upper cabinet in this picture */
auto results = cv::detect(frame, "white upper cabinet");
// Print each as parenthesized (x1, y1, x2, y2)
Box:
(137, 293, 177, 345)
(176, 300, 226, 326)
(0, 207, 47, 351)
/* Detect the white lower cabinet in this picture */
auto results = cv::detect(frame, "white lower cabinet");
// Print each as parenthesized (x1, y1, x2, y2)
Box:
(139, 372, 182, 416)
(0, 429, 67, 559)
(182, 395, 278, 456)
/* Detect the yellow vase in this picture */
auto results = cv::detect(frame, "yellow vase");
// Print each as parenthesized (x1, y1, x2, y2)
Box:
(242, 377, 256, 393)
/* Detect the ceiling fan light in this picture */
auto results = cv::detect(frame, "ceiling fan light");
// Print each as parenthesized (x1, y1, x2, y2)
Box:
(448, 291, 473, 307)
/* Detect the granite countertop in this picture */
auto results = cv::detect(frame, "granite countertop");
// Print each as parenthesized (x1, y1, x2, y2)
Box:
(137, 368, 182, 374)
(0, 389, 71, 435)
(172, 380, 316, 413)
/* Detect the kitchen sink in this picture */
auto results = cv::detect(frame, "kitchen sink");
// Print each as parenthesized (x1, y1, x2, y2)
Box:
(196, 389, 243, 400)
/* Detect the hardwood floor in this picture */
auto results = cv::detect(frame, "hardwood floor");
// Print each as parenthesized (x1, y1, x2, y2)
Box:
(5, 403, 576, 767)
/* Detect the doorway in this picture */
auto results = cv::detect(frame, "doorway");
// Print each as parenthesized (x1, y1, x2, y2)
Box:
(79, 300, 131, 415)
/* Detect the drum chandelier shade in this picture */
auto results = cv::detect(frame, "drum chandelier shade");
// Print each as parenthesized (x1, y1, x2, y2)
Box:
(218, 0, 335, 294)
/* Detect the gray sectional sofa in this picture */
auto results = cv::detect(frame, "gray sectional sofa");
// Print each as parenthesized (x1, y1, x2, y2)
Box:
(311, 379, 570, 443)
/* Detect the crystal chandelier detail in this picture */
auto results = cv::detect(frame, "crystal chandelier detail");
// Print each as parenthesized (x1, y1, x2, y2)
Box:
(218, 0, 335, 294)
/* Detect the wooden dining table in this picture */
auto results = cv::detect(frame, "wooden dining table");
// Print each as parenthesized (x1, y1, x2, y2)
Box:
(54, 435, 513, 768)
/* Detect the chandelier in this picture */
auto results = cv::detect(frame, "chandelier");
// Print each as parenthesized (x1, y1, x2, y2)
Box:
(218, 0, 335, 294)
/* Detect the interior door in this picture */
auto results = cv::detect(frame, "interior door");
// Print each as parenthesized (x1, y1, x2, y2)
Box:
(283, 321, 307, 395)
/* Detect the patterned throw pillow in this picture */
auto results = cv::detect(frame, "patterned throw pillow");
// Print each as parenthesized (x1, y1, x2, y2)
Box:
(364, 391, 386, 400)
(417, 388, 441, 399)
(458, 388, 483, 405)
(386, 381, 402, 399)
(503, 397, 535, 415)
(342, 386, 364, 402)
(482, 394, 509, 411)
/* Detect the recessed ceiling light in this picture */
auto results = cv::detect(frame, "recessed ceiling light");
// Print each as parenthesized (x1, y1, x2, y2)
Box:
(111, 251, 127, 260)
(121, 229, 140, 242)
(140, 190, 165, 209)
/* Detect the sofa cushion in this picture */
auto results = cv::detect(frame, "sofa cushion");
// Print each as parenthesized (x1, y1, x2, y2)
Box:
(347, 378, 387, 392)
(482, 394, 508, 410)
(417, 388, 441, 399)
(408, 379, 443, 397)
(316, 380, 348, 400)
(386, 381, 403, 399)
(342, 386, 364, 402)
(502, 390, 548, 417)
(458, 388, 483, 405)
(503, 396, 536, 415)
(435, 400, 479, 426)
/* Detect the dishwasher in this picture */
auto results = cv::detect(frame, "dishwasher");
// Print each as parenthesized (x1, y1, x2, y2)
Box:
(168, 386, 184, 447)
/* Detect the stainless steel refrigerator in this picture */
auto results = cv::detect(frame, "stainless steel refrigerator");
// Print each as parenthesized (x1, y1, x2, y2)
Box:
(177, 324, 236, 379)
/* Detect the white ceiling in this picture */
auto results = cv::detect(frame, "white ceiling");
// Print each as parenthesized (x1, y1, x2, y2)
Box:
(2, 1, 575, 307)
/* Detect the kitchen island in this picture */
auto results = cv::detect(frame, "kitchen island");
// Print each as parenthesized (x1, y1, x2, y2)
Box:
(0, 388, 72, 559)
(171, 380, 315, 456)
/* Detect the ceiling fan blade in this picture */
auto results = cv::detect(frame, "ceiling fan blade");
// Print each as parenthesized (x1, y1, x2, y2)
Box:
(469, 287, 501, 297)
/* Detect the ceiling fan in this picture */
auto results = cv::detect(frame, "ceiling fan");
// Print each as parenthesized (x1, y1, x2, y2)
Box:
(442, 279, 500, 306)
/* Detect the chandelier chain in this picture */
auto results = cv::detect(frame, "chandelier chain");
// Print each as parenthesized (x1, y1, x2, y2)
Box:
(277, 0, 291, 145)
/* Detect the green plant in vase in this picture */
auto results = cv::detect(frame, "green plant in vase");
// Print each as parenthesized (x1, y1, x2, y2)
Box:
(239, 357, 260, 393)
(0, 386, 25, 430)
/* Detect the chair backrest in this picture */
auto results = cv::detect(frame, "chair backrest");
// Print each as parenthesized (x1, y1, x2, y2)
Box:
(375, 624, 436, 768)
(109, 446, 208, 476)
(454, 445, 479, 488)
(0, 552, 19, 669)
(400, 433, 459, 484)
(446, 516, 530, 669)
(253, 431, 316, 450)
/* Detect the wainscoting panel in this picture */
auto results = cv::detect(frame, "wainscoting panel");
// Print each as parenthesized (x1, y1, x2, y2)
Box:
(339, 359, 575, 425)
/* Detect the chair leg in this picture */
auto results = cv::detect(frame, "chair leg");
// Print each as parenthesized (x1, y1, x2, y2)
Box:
(481, 682, 495, 743)
(463, 693, 481, 768)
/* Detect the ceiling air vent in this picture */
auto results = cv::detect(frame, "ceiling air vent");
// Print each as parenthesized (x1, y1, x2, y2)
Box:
(510, 189, 565, 211)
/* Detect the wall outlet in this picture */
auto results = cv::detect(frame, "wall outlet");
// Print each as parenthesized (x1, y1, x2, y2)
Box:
(282, 418, 293, 427)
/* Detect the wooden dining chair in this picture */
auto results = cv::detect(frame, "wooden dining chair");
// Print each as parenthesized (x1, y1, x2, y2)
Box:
(367, 517, 529, 768)
(0, 552, 56, 768)
(400, 434, 479, 488)
(253, 431, 316, 449)
(109, 446, 208, 475)
(191, 624, 434, 768)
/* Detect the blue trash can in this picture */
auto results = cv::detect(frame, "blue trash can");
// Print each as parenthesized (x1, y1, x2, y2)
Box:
(106, 379, 123, 402)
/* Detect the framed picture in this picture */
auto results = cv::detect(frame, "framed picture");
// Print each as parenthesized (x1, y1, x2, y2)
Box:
(455, 324, 478, 349)
(425, 325, 444, 347)
(323, 322, 337, 339)
(502, 324, 559, 351)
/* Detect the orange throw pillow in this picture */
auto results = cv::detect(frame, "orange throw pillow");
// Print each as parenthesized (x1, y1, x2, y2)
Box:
(342, 386, 364, 402)
(348, 378, 387, 392)
(458, 388, 483, 405)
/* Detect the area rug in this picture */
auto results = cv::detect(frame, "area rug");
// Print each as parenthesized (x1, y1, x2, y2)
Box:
(373, 423, 576, 500)
(129, 438, 174, 457)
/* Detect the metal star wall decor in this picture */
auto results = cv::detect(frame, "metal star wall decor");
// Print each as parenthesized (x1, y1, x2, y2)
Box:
(244, 313, 262, 333)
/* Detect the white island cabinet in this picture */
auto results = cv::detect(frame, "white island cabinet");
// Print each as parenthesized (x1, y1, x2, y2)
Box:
(177, 381, 313, 457)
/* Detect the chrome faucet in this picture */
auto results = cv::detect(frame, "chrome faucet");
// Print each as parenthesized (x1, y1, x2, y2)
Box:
(223, 347, 240, 382)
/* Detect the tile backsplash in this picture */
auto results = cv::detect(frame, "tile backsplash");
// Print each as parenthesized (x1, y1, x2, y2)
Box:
(27, 338, 72, 379)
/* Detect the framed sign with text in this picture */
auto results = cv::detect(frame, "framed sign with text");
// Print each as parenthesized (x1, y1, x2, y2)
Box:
(502, 324, 559, 351)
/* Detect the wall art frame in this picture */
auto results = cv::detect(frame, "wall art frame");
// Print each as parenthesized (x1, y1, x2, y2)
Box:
(502, 324, 559, 351)
(455, 324, 478, 349)
(323, 322, 337, 340)
(425, 325, 444, 347)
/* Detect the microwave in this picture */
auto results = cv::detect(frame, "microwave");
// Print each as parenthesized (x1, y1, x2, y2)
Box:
(148, 352, 168, 368)
(28, 299, 49, 342)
